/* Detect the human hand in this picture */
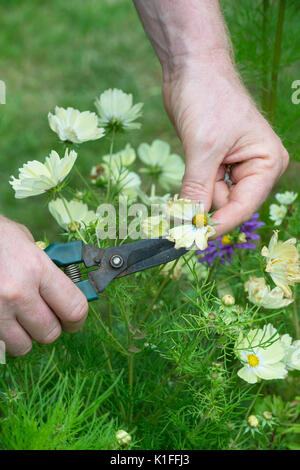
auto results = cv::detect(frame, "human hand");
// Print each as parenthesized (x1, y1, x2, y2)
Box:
(162, 54, 289, 236)
(0, 216, 88, 356)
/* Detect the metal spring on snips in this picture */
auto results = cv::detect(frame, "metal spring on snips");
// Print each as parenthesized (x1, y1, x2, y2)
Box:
(64, 264, 82, 284)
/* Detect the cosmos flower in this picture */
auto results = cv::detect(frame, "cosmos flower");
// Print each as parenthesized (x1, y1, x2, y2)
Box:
(275, 191, 298, 205)
(280, 334, 300, 371)
(235, 323, 287, 384)
(10, 149, 77, 198)
(245, 276, 293, 309)
(95, 88, 143, 131)
(102, 144, 136, 168)
(269, 204, 287, 226)
(48, 198, 97, 231)
(48, 106, 105, 143)
(261, 231, 300, 299)
(197, 213, 264, 266)
(138, 140, 185, 189)
(166, 196, 216, 250)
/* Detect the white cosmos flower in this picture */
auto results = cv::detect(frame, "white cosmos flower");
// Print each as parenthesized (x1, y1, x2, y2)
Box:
(138, 140, 185, 189)
(261, 231, 300, 299)
(48, 106, 105, 144)
(235, 324, 288, 384)
(269, 204, 287, 226)
(48, 198, 97, 231)
(10, 149, 77, 199)
(103, 144, 136, 168)
(275, 191, 298, 205)
(280, 334, 300, 371)
(95, 88, 143, 131)
(166, 196, 216, 250)
(141, 215, 169, 238)
(244, 276, 293, 309)
(138, 184, 170, 207)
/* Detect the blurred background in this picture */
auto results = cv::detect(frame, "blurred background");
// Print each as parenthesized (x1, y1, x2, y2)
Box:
(0, 0, 299, 239)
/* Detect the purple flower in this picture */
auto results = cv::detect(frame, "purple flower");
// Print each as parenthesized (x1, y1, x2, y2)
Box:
(197, 213, 264, 266)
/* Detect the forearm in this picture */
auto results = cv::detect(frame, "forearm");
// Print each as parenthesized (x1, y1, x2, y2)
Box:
(133, 0, 233, 80)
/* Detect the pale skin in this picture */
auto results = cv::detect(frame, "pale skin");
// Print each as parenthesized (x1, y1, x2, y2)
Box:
(0, 0, 289, 356)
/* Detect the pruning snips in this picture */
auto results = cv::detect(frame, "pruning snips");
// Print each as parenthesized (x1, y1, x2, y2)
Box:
(45, 239, 187, 301)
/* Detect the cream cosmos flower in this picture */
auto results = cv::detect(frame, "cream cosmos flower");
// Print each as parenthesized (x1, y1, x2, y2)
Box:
(138, 140, 185, 189)
(103, 144, 136, 168)
(275, 191, 298, 205)
(261, 231, 300, 298)
(269, 204, 287, 226)
(280, 334, 300, 371)
(48, 106, 105, 143)
(235, 323, 287, 384)
(48, 198, 97, 231)
(10, 149, 77, 198)
(95, 88, 143, 131)
(244, 276, 293, 309)
(166, 196, 216, 250)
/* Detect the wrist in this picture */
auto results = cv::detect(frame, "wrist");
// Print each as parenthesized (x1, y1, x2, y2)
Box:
(162, 47, 235, 83)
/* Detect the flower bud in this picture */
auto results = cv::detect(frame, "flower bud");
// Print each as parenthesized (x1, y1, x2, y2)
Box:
(263, 411, 272, 420)
(248, 415, 259, 428)
(222, 294, 235, 306)
(35, 241, 47, 250)
(116, 429, 132, 445)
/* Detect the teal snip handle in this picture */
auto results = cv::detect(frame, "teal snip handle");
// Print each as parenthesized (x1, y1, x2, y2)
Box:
(44, 241, 99, 302)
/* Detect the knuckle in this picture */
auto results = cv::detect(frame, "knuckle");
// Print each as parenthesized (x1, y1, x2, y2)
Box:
(181, 179, 211, 202)
(38, 324, 62, 344)
(281, 148, 290, 171)
(1, 283, 25, 304)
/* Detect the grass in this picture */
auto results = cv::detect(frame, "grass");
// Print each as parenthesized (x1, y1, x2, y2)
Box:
(0, 0, 299, 451)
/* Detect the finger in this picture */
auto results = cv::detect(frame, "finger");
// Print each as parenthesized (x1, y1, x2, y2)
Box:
(0, 318, 32, 357)
(211, 173, 272, 236)
(17, 296, 62, 344)
(180, 144, 224, 211)
(212, 180, 230, 210)
(39, 254, 88, 333)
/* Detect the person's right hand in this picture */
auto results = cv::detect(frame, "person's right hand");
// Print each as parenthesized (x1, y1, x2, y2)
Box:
(0, 216, 88, 357)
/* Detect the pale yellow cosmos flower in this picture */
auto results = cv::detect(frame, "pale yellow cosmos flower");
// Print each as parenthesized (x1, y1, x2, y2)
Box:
(261, 231, 300, 298)
(244, 276, 293, 309)
(166, 196, 216, 250)
(10, 149, 77, 199)
(48, 106, 105, 143)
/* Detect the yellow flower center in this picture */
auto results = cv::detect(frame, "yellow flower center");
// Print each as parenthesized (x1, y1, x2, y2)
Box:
(247, 354, 259, 367)
(192, 213, 207, 228)
(271, 258, 281, 265)
(222, 235, 232, 245)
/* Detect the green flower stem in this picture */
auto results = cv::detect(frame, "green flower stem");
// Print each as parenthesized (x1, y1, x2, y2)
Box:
(115, 288, 134, 424)
(106, 127, 116, 202)
(292, 292, 300, 339)
(261, 0, 270, 113)
(60, 195, 88, 244)
(234, 382, 264, 446)
(90, 304, 129, 356)
(268, 0, 287, 123)
(100, 341, 127, 420)
(74, 165, 100, 205)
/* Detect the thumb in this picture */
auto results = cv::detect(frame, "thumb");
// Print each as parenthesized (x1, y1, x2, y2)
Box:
(180, 149, 219, 212)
